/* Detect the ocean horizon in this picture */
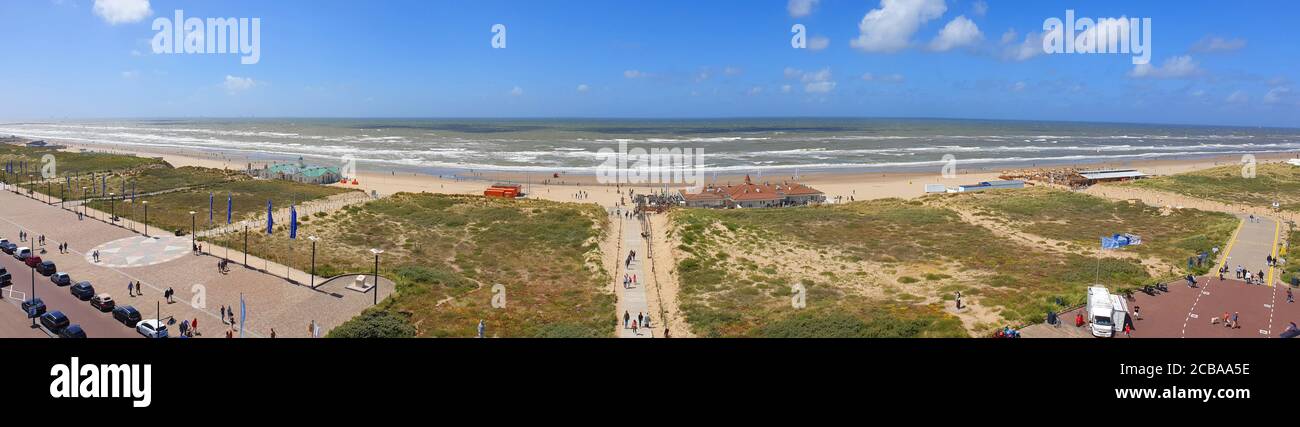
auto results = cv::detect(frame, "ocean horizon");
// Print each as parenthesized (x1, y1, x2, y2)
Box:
(3, 117, 1298, 174)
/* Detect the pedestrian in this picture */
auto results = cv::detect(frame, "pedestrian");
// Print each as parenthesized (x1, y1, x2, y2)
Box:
(623, 311, 630, 328)
(637, 312, 643, 327)
(644, 313, 651, 328)
(1288, 287, 1294, 303)
(127, 281, 134, 297)
(1232, 312, 1240, 329)
(220, 305, 227, 324)
(664, 328, 671, 338)
(1134, 306, 1142, 320)
(477, 319, 486, 338)
(192, 318, 199, 336)
(632, 320, 638, 335)
(270, 328, 276, 338)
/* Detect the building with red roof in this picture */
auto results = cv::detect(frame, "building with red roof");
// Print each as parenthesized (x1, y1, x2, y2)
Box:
(680, 175, 824, 208)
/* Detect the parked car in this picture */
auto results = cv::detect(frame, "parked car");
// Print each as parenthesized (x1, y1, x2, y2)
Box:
(58, 324, 86, 338)
(36, 260, 56, 276)
(0, 267, 10, 286)
(0, 239, 10, 250)
(21, 298, 46, 318)
(15, 246, 32, 260)
(111, 305, 141, 327)
(50, 272, 71, 286)
(136, 319, 168, 338)
(90, 293, 115, 312)
(40, 311, 70, 333)
(0, 241, 16, 254)
(24, 255, 42, 268)
(70, 281, 95, 300)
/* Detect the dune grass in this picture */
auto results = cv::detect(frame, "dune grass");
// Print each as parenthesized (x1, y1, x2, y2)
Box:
(0, 144, 164, 179)
(1125, 163, 1300, 211)
(671, 187, 1238, 336)
(235, 193, 614, 338)
(87, 177, 355, 234)
(942, 186, 1239, 277)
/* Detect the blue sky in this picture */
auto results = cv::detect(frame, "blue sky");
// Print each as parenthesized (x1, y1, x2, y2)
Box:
(0, 0, 1297, 127)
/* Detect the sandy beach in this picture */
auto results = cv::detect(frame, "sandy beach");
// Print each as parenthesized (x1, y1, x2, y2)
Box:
(50, 139, 1300, 211)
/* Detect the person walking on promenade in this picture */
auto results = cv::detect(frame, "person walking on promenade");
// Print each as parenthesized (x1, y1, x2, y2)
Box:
(623, 311, 630, 329)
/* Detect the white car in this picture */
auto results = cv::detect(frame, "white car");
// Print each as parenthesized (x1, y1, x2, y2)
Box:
(136, 319, 169, 338)
(15, 246, 32, 260)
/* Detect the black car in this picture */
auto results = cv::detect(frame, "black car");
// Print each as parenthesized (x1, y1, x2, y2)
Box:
(0, 241, 14, 254)
(90, 294, 115, 312)
(40, 311, 70, 333)
(58, 324, 86, 338)
(70, 281, 95, 300)
(21, 298, 46, 318)
(36, 260, 56, 276)
(0, 267, 10, 286)
(112, 305, 142, 327)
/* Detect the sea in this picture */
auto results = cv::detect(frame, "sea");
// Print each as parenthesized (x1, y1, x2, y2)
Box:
(1, 118, 1297, 174)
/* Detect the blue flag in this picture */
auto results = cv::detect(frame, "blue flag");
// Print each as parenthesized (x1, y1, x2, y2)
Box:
(226, 193, 233, 224)
(266, 199, 274, 234)
(209, 192, 214, 224)
(289, 205, 298, 239)
(239, 293, 247, 339)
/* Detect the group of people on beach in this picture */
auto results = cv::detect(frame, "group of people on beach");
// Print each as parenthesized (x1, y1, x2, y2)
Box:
(622, 310, 652, 335)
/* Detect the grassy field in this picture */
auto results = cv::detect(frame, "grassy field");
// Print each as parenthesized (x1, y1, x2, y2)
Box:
(23, 165, 241, 200)
(233, 193, 614, 338)
(1125, 163, 1300, 211)
(670, 187, 1238, 336)
(1284, 227, 1299, 287)
(87, 176, 355, 234)
(0, 144, 163, 179)
(941, 186, 1239, 277)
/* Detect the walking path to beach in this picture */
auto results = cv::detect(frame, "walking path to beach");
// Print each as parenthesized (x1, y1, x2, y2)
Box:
(615, 212, 652, 338)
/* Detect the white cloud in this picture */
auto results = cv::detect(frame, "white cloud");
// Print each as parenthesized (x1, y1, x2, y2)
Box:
(787, 0, 820, 18)
(928, 15, 982, 51)
(1264, 86, 1294, 104)
(1000, 29, 1017, 45)
(1129, 55, 1201, 79)
(1225, 90, 1249, 104)
(120, 70, 139, 79)
(694, 68, 712, 82)
(862, 72, 905, 83)
(850, 0, 947, 53)
(971, 0, 988, 17)
(624, 70, 646, 79)
(783, 67, 804, 79)
(808, 36, 830, 51)
(801, 68, 836, 93)
(724, 66, 744, 76)
(222, 75, 257, 93)
(510, 86, 524, 97)
(747, 86, 764, 96)
(781, 85, 793, 93)
(93, 0, 152, 25)
(1001, 31, 1044, 61)
(577, 84, 590, 93)
(1191, 35, 1247, 53)
(1010, 81, 1027, 92)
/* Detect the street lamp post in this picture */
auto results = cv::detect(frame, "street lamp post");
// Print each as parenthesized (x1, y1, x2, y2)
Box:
(308, 236, 319, 288)
(370, 248, 383, 305)
(190, 211, 197, 254)
(243, 225, 249, 266)
(142, 201, 149, 237)
(109, 193, 116, 222)
(81, 187, 88, 217)
(29, 265, 36, 328)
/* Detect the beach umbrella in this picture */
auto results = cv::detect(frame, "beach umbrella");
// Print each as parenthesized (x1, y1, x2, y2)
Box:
(289, 205, 298, 240)
(266, 199, 273, 234)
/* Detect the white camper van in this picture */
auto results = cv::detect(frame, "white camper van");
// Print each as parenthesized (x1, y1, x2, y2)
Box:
(1087, 286, 1117, 337)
